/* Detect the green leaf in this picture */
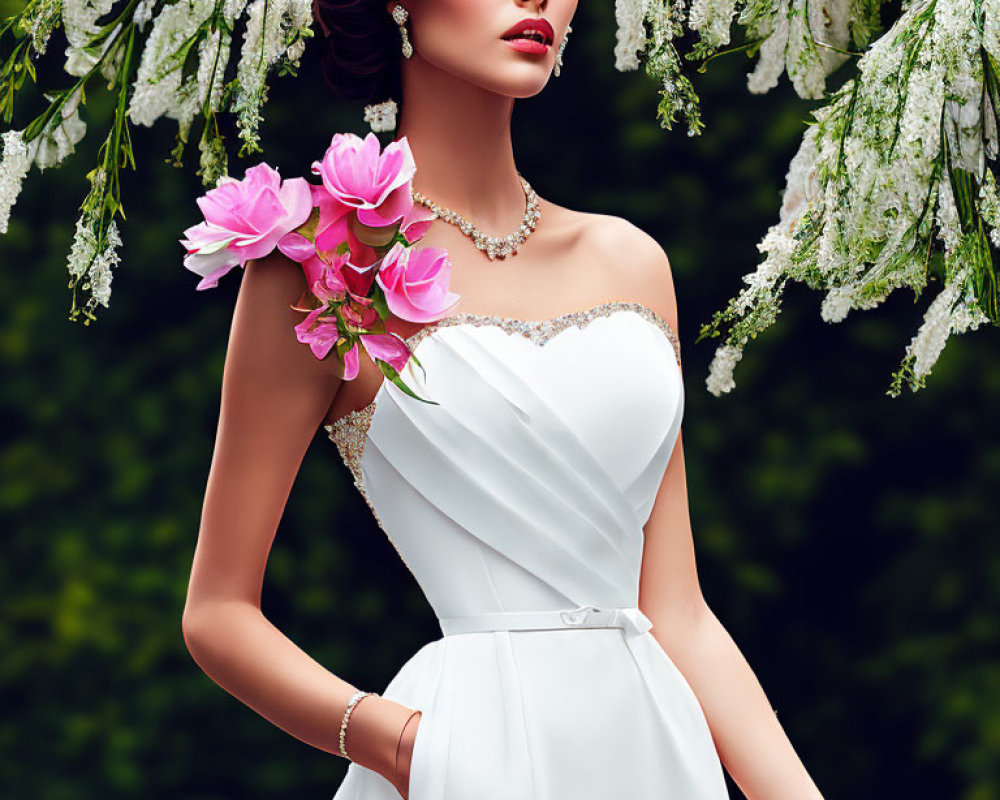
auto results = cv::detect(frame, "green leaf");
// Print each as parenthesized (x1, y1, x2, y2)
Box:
(375, 359, 438, 406)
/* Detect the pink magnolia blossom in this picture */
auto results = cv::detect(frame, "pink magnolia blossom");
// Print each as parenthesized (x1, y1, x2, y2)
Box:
(311, 132, 417, 247)
(376, 241, 460, 323)
(399, 201, 437, 244)
(180, 163, 312, 290)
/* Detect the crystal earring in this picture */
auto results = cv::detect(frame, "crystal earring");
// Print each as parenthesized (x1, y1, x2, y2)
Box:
(553, 23, 571, 77)
(363, 98, 398, 133)
(392, 4, 413, 59)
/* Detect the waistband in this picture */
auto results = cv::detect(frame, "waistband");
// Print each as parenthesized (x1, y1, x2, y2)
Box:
(437, 603, 653, 639)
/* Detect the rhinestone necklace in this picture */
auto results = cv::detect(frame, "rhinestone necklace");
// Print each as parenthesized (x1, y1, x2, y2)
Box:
(410, 174, 541, 260)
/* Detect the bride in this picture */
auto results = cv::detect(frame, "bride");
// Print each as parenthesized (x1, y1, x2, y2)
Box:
(181, 1, 825, 798)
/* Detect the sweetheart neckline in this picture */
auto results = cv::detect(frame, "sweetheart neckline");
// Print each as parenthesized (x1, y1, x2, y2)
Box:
(388, 299, 680, 353)
(323, 299, 682, 444)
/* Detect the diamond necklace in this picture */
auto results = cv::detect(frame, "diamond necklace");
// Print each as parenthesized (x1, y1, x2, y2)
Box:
(410, 174, 541, 261)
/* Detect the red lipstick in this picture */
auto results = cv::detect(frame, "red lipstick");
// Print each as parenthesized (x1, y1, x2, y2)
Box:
(501, 17, 554, 55)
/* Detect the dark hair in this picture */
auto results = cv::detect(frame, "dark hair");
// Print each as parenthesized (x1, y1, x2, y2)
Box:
(312, 0, 403, 108)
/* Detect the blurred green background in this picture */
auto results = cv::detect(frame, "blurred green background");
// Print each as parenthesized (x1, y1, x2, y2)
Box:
(2, 3, 998, 798)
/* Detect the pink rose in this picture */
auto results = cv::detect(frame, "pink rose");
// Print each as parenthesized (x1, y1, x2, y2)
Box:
(376, 241, 460, 323)
(180, 163, 313, 290)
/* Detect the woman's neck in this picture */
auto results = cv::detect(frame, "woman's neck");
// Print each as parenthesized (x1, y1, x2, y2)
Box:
(393, 57, 526, 233)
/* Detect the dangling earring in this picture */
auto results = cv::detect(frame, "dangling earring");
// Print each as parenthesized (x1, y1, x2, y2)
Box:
(392, 4, 413, 59)
(363, 98, 398, 133)
(553, 23, 571, 77)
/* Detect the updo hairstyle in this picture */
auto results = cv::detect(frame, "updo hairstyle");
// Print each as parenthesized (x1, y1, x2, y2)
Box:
(312, 0, 404, 109)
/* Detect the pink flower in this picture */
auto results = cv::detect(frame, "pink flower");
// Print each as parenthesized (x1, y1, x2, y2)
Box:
(293, 289, 412, 380)
(302, 252, 349, 304)
(338, 331, 411, 381)
(180, 163, 313, 290)
(399, 202, 437, 244)
(376, 241, 460, 323)
(311, 132, 417, 243)
(360, 333, 411, 373)
(293, 305, 342, 361)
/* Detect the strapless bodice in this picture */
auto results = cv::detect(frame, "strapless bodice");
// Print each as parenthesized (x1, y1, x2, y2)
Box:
(324, 300, 684, 623)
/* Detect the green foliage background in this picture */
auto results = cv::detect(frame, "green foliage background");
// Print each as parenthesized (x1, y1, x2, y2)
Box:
(2, 3, 998, 798)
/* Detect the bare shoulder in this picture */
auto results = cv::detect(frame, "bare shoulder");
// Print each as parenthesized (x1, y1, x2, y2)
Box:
(226, 250, 340, 399)
(545, 202, 678, 331)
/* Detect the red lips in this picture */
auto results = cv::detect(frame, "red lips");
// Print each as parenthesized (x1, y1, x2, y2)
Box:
(501, 17, 554, 46)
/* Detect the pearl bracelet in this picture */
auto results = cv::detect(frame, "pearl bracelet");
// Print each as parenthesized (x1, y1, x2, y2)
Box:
(339, 690, 379, 760)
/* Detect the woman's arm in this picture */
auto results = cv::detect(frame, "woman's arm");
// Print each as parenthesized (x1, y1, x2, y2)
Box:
(630, 229, 824, 800)
(180, 252, 418, 795)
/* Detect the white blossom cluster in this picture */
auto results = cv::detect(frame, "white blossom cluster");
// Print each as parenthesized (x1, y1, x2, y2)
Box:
(86, 218, 121, 308)
(632, 0, 706, 135)
(615, 0, 653, 70)
(706, 343, 744, 396)
(65, 167, 122, 312)
(132, 0, 158, 31)
(62, 0, 125, 81)
(687, 0, 738, 50)
(62, 0, 114, 49)
(232, 0, 312, 153)
(0, 130, 31, 235)
(700, 0, 1000, 396)
(27, 87, 88, 171)
(614, 0, 856, 135)
(1, 0, 318, 319)
(129, 0, 223, 131)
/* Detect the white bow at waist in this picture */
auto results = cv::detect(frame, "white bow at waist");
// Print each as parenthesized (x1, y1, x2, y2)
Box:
(438, 603, 653, 639)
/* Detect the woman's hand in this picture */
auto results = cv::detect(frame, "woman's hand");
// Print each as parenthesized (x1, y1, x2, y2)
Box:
(344, 696, 422, 797)
(392, 710, 421, 799)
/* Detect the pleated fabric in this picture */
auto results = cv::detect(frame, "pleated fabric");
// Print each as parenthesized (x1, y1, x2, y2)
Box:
(329, 306, 729, 800)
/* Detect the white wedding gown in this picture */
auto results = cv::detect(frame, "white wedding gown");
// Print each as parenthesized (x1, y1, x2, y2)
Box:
(324, 300, 729, 800)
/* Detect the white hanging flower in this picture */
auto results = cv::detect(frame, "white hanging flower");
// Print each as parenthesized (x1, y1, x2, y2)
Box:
(688, 0, 736, 50)
(129, 0, 216, 128)
(704, 0, 999, 395)
(905, 268, 968, 379)
(65, 20, 125, 82)
(132, 0, 159, 31)
(785, 0, 826, 100)
(978, 168, 1000, 249)
(87, 219, 121, 308)
(0, 131, 32, 235)
(747, 0, 791, 94)
(62, 0, 114, 48)
(67, 210, 100, 279)
(706, 343, 744, 396)
(935, 168, 962, 254)
(820, 285, 854, 323)
(614, 0, 652, 70)
(233, 0, 296, 150)
(745, 0, 850, 97)
(26, 86, 88, 171)
(174, 27, 233, 136)
(776, 123, 821, 234)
